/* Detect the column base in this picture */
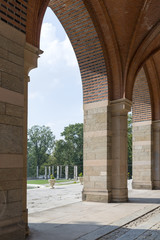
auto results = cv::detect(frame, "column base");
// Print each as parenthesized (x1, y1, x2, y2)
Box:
(22, 208, 29, 237)
(82, 190, 112, 203)
(153, 180, 160, 190)
(112, 188, 128, 202)
(132, 181, 153, 190)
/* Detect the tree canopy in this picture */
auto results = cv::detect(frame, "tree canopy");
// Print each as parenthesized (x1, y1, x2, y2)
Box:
(27, 125, 55, 177)
(50, 123, 83, 173)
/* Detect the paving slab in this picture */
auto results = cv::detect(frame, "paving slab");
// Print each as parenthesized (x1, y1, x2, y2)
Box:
(27, 184, 160, 240)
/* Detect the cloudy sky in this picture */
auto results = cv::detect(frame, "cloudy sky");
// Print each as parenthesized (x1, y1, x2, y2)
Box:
(28, 7, 83, 139)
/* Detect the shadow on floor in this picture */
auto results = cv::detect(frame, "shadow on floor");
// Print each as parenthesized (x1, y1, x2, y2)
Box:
(27, 221, 160, 240)
(128, 197, 160, 204)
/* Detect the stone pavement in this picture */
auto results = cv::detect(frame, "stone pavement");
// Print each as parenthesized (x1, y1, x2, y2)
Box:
(27, 183, 83, 214)
(27, 184, 160, 240)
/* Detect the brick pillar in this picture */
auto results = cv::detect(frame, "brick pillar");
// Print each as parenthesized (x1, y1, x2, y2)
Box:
(152, 120, 160, 189)
(82, 100, 112, 203)
(111, 99, 132, 202)
(132, 121, 152, 189)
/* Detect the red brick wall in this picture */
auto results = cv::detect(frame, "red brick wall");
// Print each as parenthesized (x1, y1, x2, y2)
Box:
(0, 0, 28, 33)
(49, 0, 108, 104)
(132, 68, 152, 122)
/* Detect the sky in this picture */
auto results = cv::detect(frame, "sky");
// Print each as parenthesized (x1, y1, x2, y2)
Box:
(28, 7, 83, 139)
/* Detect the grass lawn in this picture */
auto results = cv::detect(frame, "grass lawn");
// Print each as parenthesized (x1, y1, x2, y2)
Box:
(27, 179, 75, 185)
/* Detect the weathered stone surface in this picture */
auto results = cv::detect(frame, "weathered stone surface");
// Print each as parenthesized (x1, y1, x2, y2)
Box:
(111, 99, 131, 202)
(9, 52, 24, 67)
(0, 229, 25, 240)
(0, 47, 8, 59)
(0, 115, 23, 126)
(0, 57, 23, 79)
(152, 121, 160, 190)
(83, 100, 112, 202)
(2, 201, 23, 220)
(0, 72, 2, 86)
(0, 180, 23, 191)
(0, 124, 23, 153)
(0, 169, 23, 181)
(8, 189, 22, 203)
(0, 31, 25, 55)
(132, 122, 152, 189)
(0, 102, 5, 114)
(0, 190, 7, 204)
(6, 104, 23, 118)
(1, 72, 23, 93)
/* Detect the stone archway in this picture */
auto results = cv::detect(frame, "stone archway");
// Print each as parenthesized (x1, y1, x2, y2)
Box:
(1, 1, 160, 239)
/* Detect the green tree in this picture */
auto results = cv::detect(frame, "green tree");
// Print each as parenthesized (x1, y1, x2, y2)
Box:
(51, 123, 83, 175)
(27, 125, 55, 177)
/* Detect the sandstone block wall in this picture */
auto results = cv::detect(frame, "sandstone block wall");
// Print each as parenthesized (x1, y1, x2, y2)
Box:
(0, 20, 26, 239)
(152, 121, 160, 189)
(83, 100, 112, 202)
(132, 121, 152, 189)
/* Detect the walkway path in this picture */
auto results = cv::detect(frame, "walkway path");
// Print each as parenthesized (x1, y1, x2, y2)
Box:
(27, 184, 160, 240)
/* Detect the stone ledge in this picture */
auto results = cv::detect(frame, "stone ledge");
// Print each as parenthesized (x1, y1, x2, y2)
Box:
(82, 190, 111, 203)
(132, 181, 153, 190)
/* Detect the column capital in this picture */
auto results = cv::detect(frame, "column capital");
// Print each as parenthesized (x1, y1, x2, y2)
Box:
(110, 98, 132, 115)
(24, 42, 43, 81)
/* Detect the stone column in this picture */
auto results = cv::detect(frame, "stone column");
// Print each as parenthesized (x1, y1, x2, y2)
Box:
(45, 166, 47, 179)
(52, 166, 54, 177)
(74, 166, 78, 180)
(48, 166, 51, 178)
(60, 165, 62, 179)
(65, 165, 69, 180)
(57, 166, 60, 179)
(36, 166, 39, 179)
(111, 99, 131, 202)
(152, 120, 160, 189)
(132, 121, 152, 189)
(23, 43, 42, 236)
(82, 100, 112, 203)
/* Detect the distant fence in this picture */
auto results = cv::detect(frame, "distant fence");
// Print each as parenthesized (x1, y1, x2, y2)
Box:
(31, 164, 83, 180)
(28, 163, 132, 180)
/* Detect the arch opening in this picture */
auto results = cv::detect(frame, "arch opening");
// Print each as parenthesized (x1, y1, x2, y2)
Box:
(27, 7, 84, 215)
(131, 68, 152, 190)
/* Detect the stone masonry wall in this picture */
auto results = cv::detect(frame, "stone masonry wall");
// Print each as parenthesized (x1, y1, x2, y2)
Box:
(132, 122, 152, 189)
(132, 68, 152, 189)
(0, 20, 26, 239)
(83, 100, 112, 202)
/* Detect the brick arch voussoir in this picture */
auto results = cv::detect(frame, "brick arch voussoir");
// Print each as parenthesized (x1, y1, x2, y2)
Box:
(132, 67, 152, 123)
(49, 0, 109, 104)
(26, 0, 50, 48)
